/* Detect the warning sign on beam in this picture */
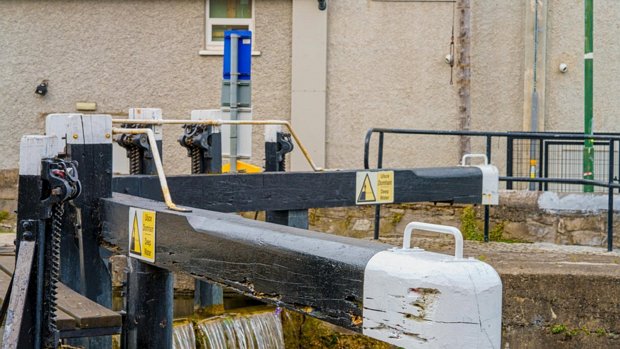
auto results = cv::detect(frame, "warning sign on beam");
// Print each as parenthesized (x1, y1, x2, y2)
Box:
(128, 207, 156, 263)
(355, 171, 394, 205)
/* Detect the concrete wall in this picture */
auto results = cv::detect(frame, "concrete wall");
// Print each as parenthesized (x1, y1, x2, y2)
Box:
(2, 0, 620, 173)
(0, 0, 292, 174)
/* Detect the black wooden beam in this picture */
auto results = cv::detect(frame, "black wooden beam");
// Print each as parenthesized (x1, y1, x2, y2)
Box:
(112, 167, 483, 212)
(102, 194, 388, 331)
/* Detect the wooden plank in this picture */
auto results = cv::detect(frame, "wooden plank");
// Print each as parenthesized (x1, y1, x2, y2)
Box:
(103, 194, 389, 331)
(0, 253, 113, 330)
(56, 283, 121, 329)
(2, 240, 36, 346)
(112, 167, 483, 212)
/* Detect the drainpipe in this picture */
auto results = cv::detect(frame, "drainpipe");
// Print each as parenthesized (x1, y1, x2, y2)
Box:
(528, 1, 540, 191)
(583, 0, 594, 192)
(457, 0, 471, 160)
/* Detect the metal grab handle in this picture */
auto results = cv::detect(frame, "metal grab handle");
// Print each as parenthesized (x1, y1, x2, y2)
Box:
(402, 222, 464, 259)
(461, 153, 489, 166)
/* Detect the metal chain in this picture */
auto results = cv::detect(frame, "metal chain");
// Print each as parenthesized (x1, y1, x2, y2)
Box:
(191, 147, 201, 174)
(129, 145, 141, 175)
(45, 203, 64, 345)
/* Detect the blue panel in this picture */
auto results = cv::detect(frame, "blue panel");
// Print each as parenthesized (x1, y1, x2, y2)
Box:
(223, 30, 252, 81)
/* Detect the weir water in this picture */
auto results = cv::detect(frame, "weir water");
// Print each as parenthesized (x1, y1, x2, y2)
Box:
(173, 323, 197, 349)
(173, 311, 285, 349)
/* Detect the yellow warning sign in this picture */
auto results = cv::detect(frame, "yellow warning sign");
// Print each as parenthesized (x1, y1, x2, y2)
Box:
(355, 171, 394, 205)
(128, 207, 156, 263)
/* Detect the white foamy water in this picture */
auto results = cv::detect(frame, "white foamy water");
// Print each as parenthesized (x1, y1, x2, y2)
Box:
(197, 311, 285, 349)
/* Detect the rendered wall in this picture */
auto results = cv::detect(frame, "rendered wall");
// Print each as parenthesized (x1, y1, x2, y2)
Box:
(0, 0, 292, 173)
(2, 0, 620, 173)
(326, 0, 620, 171)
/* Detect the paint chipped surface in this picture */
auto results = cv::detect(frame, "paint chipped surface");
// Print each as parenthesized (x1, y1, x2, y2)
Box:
(363, 250, 502, 348)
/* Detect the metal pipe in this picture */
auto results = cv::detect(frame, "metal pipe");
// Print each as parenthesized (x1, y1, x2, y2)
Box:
(584, 0, 595, 192)
(111, 119, 323, 171)
(484, 135, 491, 242)
(229, 33, 239, 173)
(498, 176, 620, 188)
(112, 128, 189, 212)
(608, 140, 614, 251)
(373, 132, 384, 240)
(363, 128, 620, 140)
(528, 0, 540, 191)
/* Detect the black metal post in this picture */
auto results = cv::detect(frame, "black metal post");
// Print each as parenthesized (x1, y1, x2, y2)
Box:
(506, 136, 513, 190)
(484, 136, 492, 242)
(617, 140, 620, 194)
(373, 132, 384, 240)
(608, 140, 615, 251)
(544, 141, 550, 191)
(538, 139, 544, 191)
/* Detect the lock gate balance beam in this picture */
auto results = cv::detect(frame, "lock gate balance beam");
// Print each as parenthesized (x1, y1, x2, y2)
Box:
(101, 193, 502, 348)
(112, 166, 486, 212)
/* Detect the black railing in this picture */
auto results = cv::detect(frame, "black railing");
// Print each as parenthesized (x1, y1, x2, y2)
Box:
(364, 128, 620, 251)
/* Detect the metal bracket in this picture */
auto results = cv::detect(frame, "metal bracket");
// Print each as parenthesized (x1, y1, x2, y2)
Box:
(276, 132, 294, 169)
(40, 159, 82, 218)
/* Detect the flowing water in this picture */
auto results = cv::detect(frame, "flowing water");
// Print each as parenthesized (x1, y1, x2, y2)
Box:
(197, 311, 285, 349)
(173, 322, 197, 349)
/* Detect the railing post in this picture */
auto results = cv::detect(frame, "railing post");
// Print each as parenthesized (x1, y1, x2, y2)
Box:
(543, 141, 549, 191)
(538, 139, 544, 191)
(483, 136, 492, 242)
(506, 136, 514, 190)
(608, 140, 614, 251)
(617, 139, 620, 194)
(373, 132, 384, 240)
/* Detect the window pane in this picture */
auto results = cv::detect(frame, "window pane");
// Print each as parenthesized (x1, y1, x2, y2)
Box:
(210, 0, 252, 19)
(211, 24, 249, 42)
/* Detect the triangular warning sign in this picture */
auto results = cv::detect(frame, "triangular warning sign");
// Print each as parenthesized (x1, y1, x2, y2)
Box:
(130, 212, 141, 255)
(357, 174, 376, 202)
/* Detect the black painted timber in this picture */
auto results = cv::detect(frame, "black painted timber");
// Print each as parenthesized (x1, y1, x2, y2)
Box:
(112, 167, 483, 212)
(66, 143, 114, 349)
(102, 193, 389, 331)
(15, 175, 45, 348)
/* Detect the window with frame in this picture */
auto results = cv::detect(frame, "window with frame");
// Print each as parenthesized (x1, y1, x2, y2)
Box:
(204, 0, 254, 53)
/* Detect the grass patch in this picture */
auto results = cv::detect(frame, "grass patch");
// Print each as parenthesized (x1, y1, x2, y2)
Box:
(551, 324, 567, 334)
(459, 206, 526, 243)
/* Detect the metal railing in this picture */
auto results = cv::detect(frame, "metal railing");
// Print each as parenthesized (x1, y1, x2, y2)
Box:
(364, 128, 620, 251)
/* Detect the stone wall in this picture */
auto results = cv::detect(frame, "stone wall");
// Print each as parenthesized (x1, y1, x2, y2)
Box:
(309, 190, 619, 248)
(0, 170, 17, 213)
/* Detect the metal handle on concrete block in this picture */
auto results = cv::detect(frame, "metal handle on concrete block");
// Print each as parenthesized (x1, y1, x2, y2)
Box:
(461, 153, 489, 166)
(402, 222, 464, 259)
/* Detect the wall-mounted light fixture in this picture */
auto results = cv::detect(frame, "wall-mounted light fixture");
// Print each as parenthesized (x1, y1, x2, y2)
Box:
(318, 0, 327, 11)
(35, 80, 49, 96)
